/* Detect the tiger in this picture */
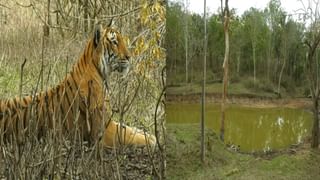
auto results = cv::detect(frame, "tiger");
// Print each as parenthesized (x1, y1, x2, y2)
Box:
(0, 20, 156, 148)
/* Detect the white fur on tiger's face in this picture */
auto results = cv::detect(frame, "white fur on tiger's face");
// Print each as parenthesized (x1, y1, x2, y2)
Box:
(95, 25, 131, 83)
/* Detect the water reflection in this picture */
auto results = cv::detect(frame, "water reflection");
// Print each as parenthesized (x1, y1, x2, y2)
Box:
(166, 103, 312, 152)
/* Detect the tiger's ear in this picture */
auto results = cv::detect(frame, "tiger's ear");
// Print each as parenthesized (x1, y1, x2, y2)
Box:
(93, 25, 102, 48)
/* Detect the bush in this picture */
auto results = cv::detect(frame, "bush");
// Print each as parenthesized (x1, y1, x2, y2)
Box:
(280, 75, 297, 94)
(243, 77, 275, 93)
(259, 78, 275, 93)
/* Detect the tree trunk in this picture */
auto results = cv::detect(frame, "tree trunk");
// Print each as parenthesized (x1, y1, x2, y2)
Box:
(277, 57, 286, 98)
(306, 33, 320, 148)
(174, 42, 177, 78)
(201, 0, 207, 163)
(267, 31, 272, 81)
(185, 0, 189, 84)
(311, 97, 319, 148)
(191, 58, 194, 84)
(277, 36, 288, 98)
(43, 0, 51, 42)
(237, 51, 240, 75)
(252, 41, 256, 84)
(220, 0, 230, 142)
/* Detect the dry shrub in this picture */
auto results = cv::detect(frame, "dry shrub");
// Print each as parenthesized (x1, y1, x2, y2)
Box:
(0, 0, 165, 179)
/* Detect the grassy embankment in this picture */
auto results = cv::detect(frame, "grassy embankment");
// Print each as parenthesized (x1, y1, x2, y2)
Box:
(167, 76, 308, 99)
(167, 124, 320, 180)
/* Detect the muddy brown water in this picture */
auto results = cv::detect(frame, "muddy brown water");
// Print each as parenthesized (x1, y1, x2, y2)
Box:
(166, 103, 313, 152)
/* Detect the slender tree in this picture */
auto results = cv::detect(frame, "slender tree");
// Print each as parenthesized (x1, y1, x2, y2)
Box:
(277, 17, 289, 98)
(299, 0, 320, 148)
(201, 0, 207, 163)
(220, 0, 230, 142)
(43, 0, 50, 38)
(184, 0, 189, 84)
(252, 22, 257, 85)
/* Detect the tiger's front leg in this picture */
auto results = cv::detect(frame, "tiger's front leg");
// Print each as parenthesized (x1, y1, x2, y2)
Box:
(101, 120, 156, 148)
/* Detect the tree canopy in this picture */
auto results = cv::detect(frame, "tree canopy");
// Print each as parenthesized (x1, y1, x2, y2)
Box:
(166, 0, 309, 96)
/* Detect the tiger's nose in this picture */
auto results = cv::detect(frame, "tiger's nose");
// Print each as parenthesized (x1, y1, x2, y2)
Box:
(120, 54, 130, 61)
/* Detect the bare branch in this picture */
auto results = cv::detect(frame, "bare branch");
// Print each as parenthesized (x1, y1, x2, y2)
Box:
(20, 58, 27, 99)
(15, 2, 33, 8)
(100, 4, 144, 19)
(0, 3, 11, 9)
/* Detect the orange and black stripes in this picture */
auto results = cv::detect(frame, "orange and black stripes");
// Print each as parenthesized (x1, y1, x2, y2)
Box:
(0, 25, 156, 148)
(0, 35, 98, 142)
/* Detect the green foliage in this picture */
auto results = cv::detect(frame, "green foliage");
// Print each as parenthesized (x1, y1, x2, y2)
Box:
(243, 77, 274, 93)
(167, 1, 308, 96)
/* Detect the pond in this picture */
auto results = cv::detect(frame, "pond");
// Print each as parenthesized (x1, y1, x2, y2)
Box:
(166, 103, 313, 153)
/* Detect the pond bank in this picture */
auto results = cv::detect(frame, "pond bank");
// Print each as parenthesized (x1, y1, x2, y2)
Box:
(166, 103, 313, 153)
(166, 123, 320, 179)
(166, 93, 312, 109)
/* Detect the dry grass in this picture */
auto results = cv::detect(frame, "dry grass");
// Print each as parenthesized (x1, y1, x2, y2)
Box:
(0, 1, 165, 179)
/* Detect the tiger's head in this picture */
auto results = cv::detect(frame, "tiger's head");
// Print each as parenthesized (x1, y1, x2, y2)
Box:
(92, 20, 131, 82)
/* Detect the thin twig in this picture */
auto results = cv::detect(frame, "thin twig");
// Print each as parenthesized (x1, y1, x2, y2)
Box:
(27, 153, 67, 168)
(20, 58, 27, 99)
(154, 87, 165, 151)
(0, 3, 11, 9)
